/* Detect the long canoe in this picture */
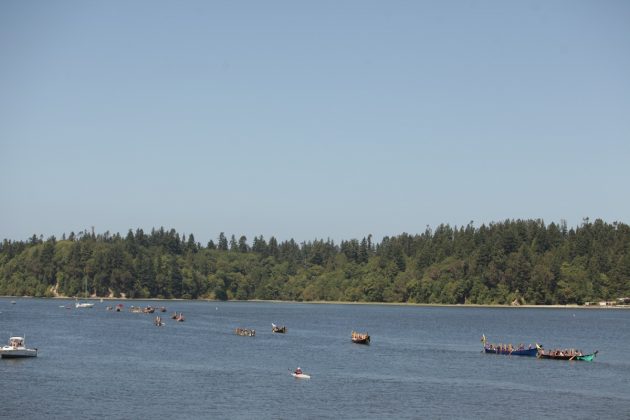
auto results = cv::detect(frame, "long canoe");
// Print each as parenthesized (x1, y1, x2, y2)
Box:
(481, 334, 540, 357)
(484, 346, 539, 357)
(537, 350, 598, 361)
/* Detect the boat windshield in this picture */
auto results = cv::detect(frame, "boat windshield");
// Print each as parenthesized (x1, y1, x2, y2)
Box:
(9, 337, 24, 346)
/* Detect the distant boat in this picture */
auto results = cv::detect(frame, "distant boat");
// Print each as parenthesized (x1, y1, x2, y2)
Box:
(272, 323, 287, 333)
(351, 331, 370, 345)
(290, 368, 310, 379)
(75, 279, 94, 308)
(235, 328, 255, 337)
(0, 336, 37, 358)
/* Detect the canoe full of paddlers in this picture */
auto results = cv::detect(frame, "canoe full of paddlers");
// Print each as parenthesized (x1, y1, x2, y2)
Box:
(235, 328, 255, 337)
(351, 331, 370, 344)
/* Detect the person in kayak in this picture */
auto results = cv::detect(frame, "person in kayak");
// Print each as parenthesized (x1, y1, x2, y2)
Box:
(295, 367, 302, 375)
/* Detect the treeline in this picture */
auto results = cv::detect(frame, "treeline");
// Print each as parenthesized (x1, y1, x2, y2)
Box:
(1, 219, 629, 305)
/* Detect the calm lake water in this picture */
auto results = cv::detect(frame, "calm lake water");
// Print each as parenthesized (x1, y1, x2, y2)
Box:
(1, 298, 629, 419)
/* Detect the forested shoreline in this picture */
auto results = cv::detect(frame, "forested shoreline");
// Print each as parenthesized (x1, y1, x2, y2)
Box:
(1, 219, 629, 305)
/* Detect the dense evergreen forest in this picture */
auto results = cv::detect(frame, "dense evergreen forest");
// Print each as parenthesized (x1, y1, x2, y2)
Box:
(1, 219, 629, 305)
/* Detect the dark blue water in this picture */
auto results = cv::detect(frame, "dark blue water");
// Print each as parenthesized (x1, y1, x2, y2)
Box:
(1, 298, 629, 419)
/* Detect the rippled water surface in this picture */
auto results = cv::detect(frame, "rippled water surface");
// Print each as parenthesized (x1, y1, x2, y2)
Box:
(1, 298, 629, 419)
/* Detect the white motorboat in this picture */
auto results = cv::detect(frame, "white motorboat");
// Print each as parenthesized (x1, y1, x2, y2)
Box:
(0, 336, 38, 358)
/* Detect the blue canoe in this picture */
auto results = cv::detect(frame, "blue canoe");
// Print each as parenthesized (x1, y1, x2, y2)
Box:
(484, 346, 539, 357)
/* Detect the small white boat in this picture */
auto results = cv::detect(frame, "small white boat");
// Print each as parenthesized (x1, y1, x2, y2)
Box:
(0, 336, 38, 358)
(290, 368, 310, 379)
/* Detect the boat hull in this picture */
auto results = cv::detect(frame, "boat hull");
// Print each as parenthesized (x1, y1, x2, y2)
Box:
(538, 351, 598, 361)
(291, 373, 311, 379)
(484, 347, 538, 357)
(0, 348, 37, 358)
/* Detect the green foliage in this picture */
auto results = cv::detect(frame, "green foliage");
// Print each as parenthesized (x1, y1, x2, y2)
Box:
(1, 219, 629, 304)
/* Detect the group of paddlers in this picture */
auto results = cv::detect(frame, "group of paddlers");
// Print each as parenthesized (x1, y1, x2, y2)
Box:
(485, 343, 535, 351)
(351, 331, 369, 340)
(481, 335, 595, 360)
(235, 328, 256, 336)
(152, 312, 184, 325)
(538, 348, 583, 357)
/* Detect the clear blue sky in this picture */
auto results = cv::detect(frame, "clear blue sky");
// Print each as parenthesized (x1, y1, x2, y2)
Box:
(1, 0, 629, 244)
